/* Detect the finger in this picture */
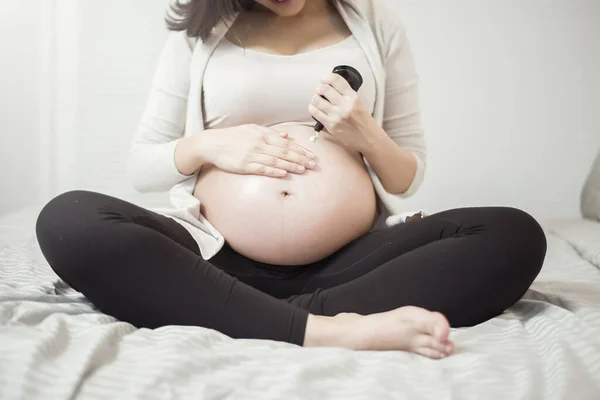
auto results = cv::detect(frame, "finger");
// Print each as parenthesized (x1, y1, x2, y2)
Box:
(247, 163, 288, 178)
(315, 83, 343, 104)
(264, 135, 316, 160)
(322, 72, 353, 96)
(263, 144, 316, 170)
(251, 154, 307, 174)
(308, 104, 331, 129)
(311, 94, 334, 114)
(254, 125, 287, 139)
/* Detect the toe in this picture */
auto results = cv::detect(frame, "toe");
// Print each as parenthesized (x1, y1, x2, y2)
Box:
(413, 311, 450, 343)
(432, 313, 450, 342)
(415, 347, 446, 360)
(413, 335, 448, 355)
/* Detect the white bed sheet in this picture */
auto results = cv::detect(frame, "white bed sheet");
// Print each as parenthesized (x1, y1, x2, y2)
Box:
(1, 207, 599, 400)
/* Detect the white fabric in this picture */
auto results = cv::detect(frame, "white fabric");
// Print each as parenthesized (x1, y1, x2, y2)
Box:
(127, 0, 427, 260)
(582, 147, 600, 221)
(1, 207, 600, 400)
(203, 35, 376, 129)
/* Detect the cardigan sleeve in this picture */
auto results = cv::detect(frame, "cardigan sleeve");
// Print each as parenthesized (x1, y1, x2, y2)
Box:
(127, 31, 195, 193)
(381, 20, 427, 197)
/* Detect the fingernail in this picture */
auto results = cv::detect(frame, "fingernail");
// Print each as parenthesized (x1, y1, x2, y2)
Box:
(308, 161, 316, 168)
(297, 165, 306, 172)
(305, 151, 315, 158)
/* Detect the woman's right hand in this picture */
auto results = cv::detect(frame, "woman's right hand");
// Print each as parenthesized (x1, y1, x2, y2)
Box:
(200, 124, 316, 177)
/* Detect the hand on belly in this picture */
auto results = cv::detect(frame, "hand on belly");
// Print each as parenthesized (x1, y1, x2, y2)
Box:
(194, 124, 378, 265)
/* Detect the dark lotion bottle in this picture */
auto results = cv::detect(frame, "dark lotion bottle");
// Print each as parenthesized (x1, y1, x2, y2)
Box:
(310, 65, 364, 141)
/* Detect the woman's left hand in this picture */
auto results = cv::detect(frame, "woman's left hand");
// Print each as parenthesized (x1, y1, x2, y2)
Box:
(308, 72, 379, 152)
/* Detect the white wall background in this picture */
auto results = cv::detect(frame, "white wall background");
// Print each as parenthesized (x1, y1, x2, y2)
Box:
(0, 0, 43, 213)
(397, 0, 600, 219)
(1, 0, 599, 220)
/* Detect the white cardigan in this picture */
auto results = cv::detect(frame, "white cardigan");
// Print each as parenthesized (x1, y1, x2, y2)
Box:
(128, 0, 427, 260)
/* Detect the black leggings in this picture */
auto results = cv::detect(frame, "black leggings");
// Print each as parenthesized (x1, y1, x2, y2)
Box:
(35, 190, 547, 346)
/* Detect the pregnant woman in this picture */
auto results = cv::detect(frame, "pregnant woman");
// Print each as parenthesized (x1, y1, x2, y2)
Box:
(35, 0, 547, 359)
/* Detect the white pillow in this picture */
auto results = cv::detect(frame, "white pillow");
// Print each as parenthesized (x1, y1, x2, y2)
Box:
(581, 148, 600, 221)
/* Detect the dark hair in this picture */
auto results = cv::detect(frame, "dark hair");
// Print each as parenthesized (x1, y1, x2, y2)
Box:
(166, 0, 254, 41)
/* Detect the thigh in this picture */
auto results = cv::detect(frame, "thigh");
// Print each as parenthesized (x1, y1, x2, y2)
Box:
(302, 206, 539, 293)
(36, 189, 201, 255)
(37, 190, 295, 295)
(301, 212, 465, 292)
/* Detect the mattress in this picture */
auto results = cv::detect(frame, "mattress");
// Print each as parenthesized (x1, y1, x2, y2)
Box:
(1, 206, 599, 400)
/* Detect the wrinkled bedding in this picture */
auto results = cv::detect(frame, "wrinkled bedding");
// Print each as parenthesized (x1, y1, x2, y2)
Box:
(1, 206, 599, 400)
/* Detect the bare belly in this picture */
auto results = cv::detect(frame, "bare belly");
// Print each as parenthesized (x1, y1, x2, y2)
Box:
(193, 124, 378, 265)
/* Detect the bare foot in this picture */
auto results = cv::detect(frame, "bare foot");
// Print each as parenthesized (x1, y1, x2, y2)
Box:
(304, 306, 454, 359)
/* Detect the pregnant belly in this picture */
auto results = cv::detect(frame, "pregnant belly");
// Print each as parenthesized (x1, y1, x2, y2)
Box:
(193, 124, 378, 265)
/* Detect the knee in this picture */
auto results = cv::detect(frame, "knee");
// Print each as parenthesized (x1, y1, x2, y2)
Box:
(36, 190, 103, 279)
(495, 207, 547, 275)
(36, 190, 96, 238)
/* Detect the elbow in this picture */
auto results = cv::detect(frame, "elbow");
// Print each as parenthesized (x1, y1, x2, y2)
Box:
(127, 158, 151, 193)
(127, 152, 163, 193)
(398, 178, 423, 198)
(126, 144, 188, 194)
(397, 154, 426, 198)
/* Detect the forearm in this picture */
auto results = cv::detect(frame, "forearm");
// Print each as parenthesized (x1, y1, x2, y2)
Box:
(360, 126, 418, 195)
(174, 133, 211, 176)
(128, 130, 219, 193)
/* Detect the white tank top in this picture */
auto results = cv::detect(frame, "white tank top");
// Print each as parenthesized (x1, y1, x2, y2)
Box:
(202, 35, 376, 129)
